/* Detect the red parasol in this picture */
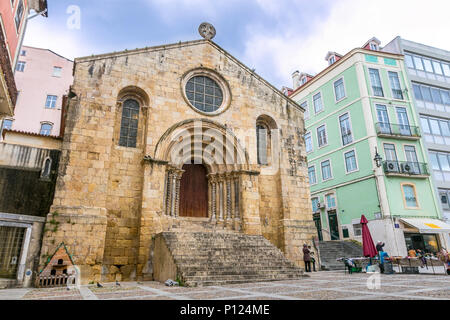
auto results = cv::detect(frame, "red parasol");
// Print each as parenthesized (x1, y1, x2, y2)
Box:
(361, 215, 377, 258)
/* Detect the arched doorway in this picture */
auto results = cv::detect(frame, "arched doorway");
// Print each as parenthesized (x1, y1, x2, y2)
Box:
(179, 164, 208, 218)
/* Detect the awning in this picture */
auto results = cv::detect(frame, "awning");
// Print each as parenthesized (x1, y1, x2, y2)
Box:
(400, 218, 450, 234)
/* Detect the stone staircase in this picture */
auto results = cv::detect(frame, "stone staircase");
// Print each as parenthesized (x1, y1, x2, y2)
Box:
(318, 240, 363, 270)
(156, 231, 306, 287)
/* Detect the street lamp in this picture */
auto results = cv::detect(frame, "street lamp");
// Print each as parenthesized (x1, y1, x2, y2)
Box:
(374, 147, 383, 168)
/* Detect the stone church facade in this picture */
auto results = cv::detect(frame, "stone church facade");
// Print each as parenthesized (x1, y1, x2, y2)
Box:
(38, 39, 315, 283)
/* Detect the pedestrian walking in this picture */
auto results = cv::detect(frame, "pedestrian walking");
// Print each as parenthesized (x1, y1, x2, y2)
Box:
(376, 241, 385, 252)
(378, 251, 389, 274)
(302, 244, 311, 272)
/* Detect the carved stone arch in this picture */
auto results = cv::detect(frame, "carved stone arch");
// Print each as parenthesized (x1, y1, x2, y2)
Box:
(154, 118, 249, 173)
(156, 119, 249, 221)
(117, 85, 150, 107)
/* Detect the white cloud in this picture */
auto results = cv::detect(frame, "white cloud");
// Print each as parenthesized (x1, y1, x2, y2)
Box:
(244, 0, 450, 88)
(23, 18, 89, 60)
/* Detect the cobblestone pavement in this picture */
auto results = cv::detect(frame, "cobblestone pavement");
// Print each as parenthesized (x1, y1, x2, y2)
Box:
(2, 271, 449, 300)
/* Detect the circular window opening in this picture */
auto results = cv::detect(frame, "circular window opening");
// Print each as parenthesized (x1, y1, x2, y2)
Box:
(185, 76, 223, 113)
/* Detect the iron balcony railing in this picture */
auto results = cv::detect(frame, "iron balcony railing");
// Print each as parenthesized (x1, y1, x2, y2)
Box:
(392, 88, 404, 100)
(372, 86, 384, 97)
(375, 122, 421, 138)
(383, 160, 429, 176)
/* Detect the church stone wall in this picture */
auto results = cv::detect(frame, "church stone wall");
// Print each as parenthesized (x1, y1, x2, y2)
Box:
(39, 40, 315, 283)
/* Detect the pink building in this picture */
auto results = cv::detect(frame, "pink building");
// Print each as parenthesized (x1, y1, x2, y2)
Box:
(0, 0, 48, 118)
(5, 46, 73, 137)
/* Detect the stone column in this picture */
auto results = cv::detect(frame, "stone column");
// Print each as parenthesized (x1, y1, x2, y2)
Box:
(226, 174, 232, 221)
(164, 170, 172, 216)
(233, 174, 240, 221)
(208, 174, 217, 221)
(170, 170, 177, 217)
(218, 177, 224, 221)
(173, 169, 184, 218)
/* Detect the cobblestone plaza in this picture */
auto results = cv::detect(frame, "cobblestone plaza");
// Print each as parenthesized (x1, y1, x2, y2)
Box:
(1, 271, 448, 300)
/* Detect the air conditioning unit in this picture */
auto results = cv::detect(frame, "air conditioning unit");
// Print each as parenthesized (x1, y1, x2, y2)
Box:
(317, 202, 325, 209)
(401, 163, 412, 174)
(385, 160, 399, 173)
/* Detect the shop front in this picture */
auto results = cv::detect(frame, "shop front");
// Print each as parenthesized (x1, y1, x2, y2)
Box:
(400, 218, 450, 254)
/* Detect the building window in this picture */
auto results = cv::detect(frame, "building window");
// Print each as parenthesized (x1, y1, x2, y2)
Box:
(402, 184, 419, 208)
(317, 125, 327, 148)
(396, 107, 411, 136)
(301, 101, 309, 120)
(405, 52, 450, 79)
(308, 166, 317, 185)
(325, 194, 336, 209)
(404, 145, 420, 174)
(45, 95, 58, 109)
(119, 99, 140, 148)
(344, 150, 358, 173)
(329, 56, 336, 65)
(439, 189, 450, 210)
(369, 68, 384, 97)
(300, 76, 307, 85)
(256, 124, 269, 165)
(321, 160, 332, 181)
(369, 43, 379, 51)
(421, 115, 450, 145)
(305, 132, 313, 153)
(339, 113, 353, 145)
(14, 0, 24, 31)
(41, 158, 52, 179)
(185, 75, 223, 113)
(412, 83, 450, 111)
(384, 143, 398, 161)
(52, 67, 62, 77)
(404, 54, 414, 69)
(429, 151, 450, 182)
(16, 61, 25, 72)
(311, 197, 319, 212)
(313, 92, 323, 114)
(2, 119, 13, 131)
(388, 71, 403, 99)
(353, 224, 362, 236)
(334, 78, 346, 101)
(20, 50, 26, 56)
(376, 104, 391, 134)
(40, 123, 53, 136)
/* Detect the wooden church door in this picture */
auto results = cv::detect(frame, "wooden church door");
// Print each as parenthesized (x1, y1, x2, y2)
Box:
(179, 164, 208, 218)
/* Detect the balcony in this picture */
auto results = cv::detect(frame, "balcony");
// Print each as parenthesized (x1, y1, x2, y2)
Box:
(383, 160, 429, 178)
(0, 24, 17, 117)
(375, 122, 421, 140)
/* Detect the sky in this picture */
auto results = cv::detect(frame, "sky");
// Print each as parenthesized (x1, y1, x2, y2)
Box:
(24, 0, 450, 89)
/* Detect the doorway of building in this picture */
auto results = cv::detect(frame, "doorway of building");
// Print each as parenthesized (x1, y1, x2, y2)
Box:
(328, 210, 340, 240)
(0, 226, 26, 279)
(404, 233, 440, 254)
(313, 213, 323, 242)
(179, 164, 208, 218)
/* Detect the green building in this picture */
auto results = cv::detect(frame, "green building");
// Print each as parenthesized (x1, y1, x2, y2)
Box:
(289, 39, 450, 256)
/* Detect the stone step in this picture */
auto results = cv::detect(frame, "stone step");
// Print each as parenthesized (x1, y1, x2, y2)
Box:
(160, 231, 304, 287)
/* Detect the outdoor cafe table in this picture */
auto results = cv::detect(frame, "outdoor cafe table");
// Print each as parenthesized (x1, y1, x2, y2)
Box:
(389, 256, 446, 275)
